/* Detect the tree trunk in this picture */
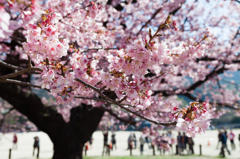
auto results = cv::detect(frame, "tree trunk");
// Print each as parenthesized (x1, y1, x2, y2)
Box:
(53, 146, 83, 159)
(51, 126, 83, 159)
(49, 105, 104, 159)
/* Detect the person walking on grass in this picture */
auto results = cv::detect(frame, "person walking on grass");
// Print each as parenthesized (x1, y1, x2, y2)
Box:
(188, 137, 194, 155)
(167, 131, 173, 154)
(238, 134, 240, 147)
(88, 135, 93, 149)
(111, 131, 117, 150)
(145, 136, 151, 149)
(127, 133, 133, 150)
(159, 133, 166, 155)
(139, 135, 145, 155)
(220, 131, 230, 156)
(216, 129, 222, 149)
(133, 133, 137, 149)
(181, 132, 188, 155)
(33, 136, 40, 158)
(12, 133, 18, 150)
(102, 130, 109, 156)
(176, 132, 182, 155)
(229, 130, 235, 150)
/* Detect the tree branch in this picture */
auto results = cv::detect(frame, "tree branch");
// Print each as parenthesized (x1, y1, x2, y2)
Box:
(0, 67, 42, 81)
(136, 7, 162, 36)
(182, 93, 240, 110)
(0, 79, 50, 91)
(0, 60, 23, 70)
(81, 47, 119, 53)
(75, 78, 177, 126)
(136, 2, 183, 36)
(186, 66, 224, 92)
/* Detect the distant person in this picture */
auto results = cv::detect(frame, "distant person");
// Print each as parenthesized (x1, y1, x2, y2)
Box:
(188, 137, 194, 154)
(166, 131, 173, 154)
(12, 133, 18, 149)
(229, 130, 235, 150)
(111, 131, 116, 150)
(219, 131, 230, 156)
(139, 136, 145, 155)
(102, 130, 109, 156)
(145, 136, 151, 149)
(216, 130, 222, 149)
(88, 135, 93, 148)
(33, 136, 40, 158)
(151, 140, 156, 155)
(176, 132, 182, 154)
(238, 134, 240, 146)
(166, 131, 172, 137)
(181, 132, 188, 154)
(103, 130, 108, 145)
(224, 129, 228, 141)
(159, 133, 166, 155)
(127, 133, 133, 150)
(132, 133, 137, 149)
(84, 141, 89, 156)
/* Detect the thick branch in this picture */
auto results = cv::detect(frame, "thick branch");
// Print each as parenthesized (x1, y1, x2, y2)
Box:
(0, 83, 65, 134)
(152, 66, 226, 97)
(186, 66, 224, 92)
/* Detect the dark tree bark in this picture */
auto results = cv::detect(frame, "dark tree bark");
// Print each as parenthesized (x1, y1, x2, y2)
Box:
(0, 82, 104, 159)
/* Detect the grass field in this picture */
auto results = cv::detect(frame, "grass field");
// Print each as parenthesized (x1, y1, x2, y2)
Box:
(83, 155, 222, 159)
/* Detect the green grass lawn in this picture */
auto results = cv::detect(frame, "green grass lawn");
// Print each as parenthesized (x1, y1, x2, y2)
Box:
(83, 155, 222, 159)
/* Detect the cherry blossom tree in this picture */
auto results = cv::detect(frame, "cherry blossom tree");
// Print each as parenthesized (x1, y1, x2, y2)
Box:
(0, 0, 240, 158)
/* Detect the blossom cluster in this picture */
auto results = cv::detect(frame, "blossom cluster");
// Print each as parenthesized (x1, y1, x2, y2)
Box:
(174, 102, 211, 137)
(0, 6, 10, 40)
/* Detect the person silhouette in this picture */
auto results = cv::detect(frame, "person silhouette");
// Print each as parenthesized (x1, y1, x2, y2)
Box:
(12, 133, 18, 149)
(33, 136, 40, 158)
(111, 131, 117, 150)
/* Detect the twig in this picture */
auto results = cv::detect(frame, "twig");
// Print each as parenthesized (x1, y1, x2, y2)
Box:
(0, 60, 23, 70)
(28, 56, 32, 68)
(0, 79, 50, 91)
(81, 47, 119, 53)
(117, 96, 127, 103)
(136, 7, 162, 36)
(0, 67, 42, 81)
(141, 72, 166, 84)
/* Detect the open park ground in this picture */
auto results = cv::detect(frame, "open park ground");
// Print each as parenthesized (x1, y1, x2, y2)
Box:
(0, 130, 240, 159)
